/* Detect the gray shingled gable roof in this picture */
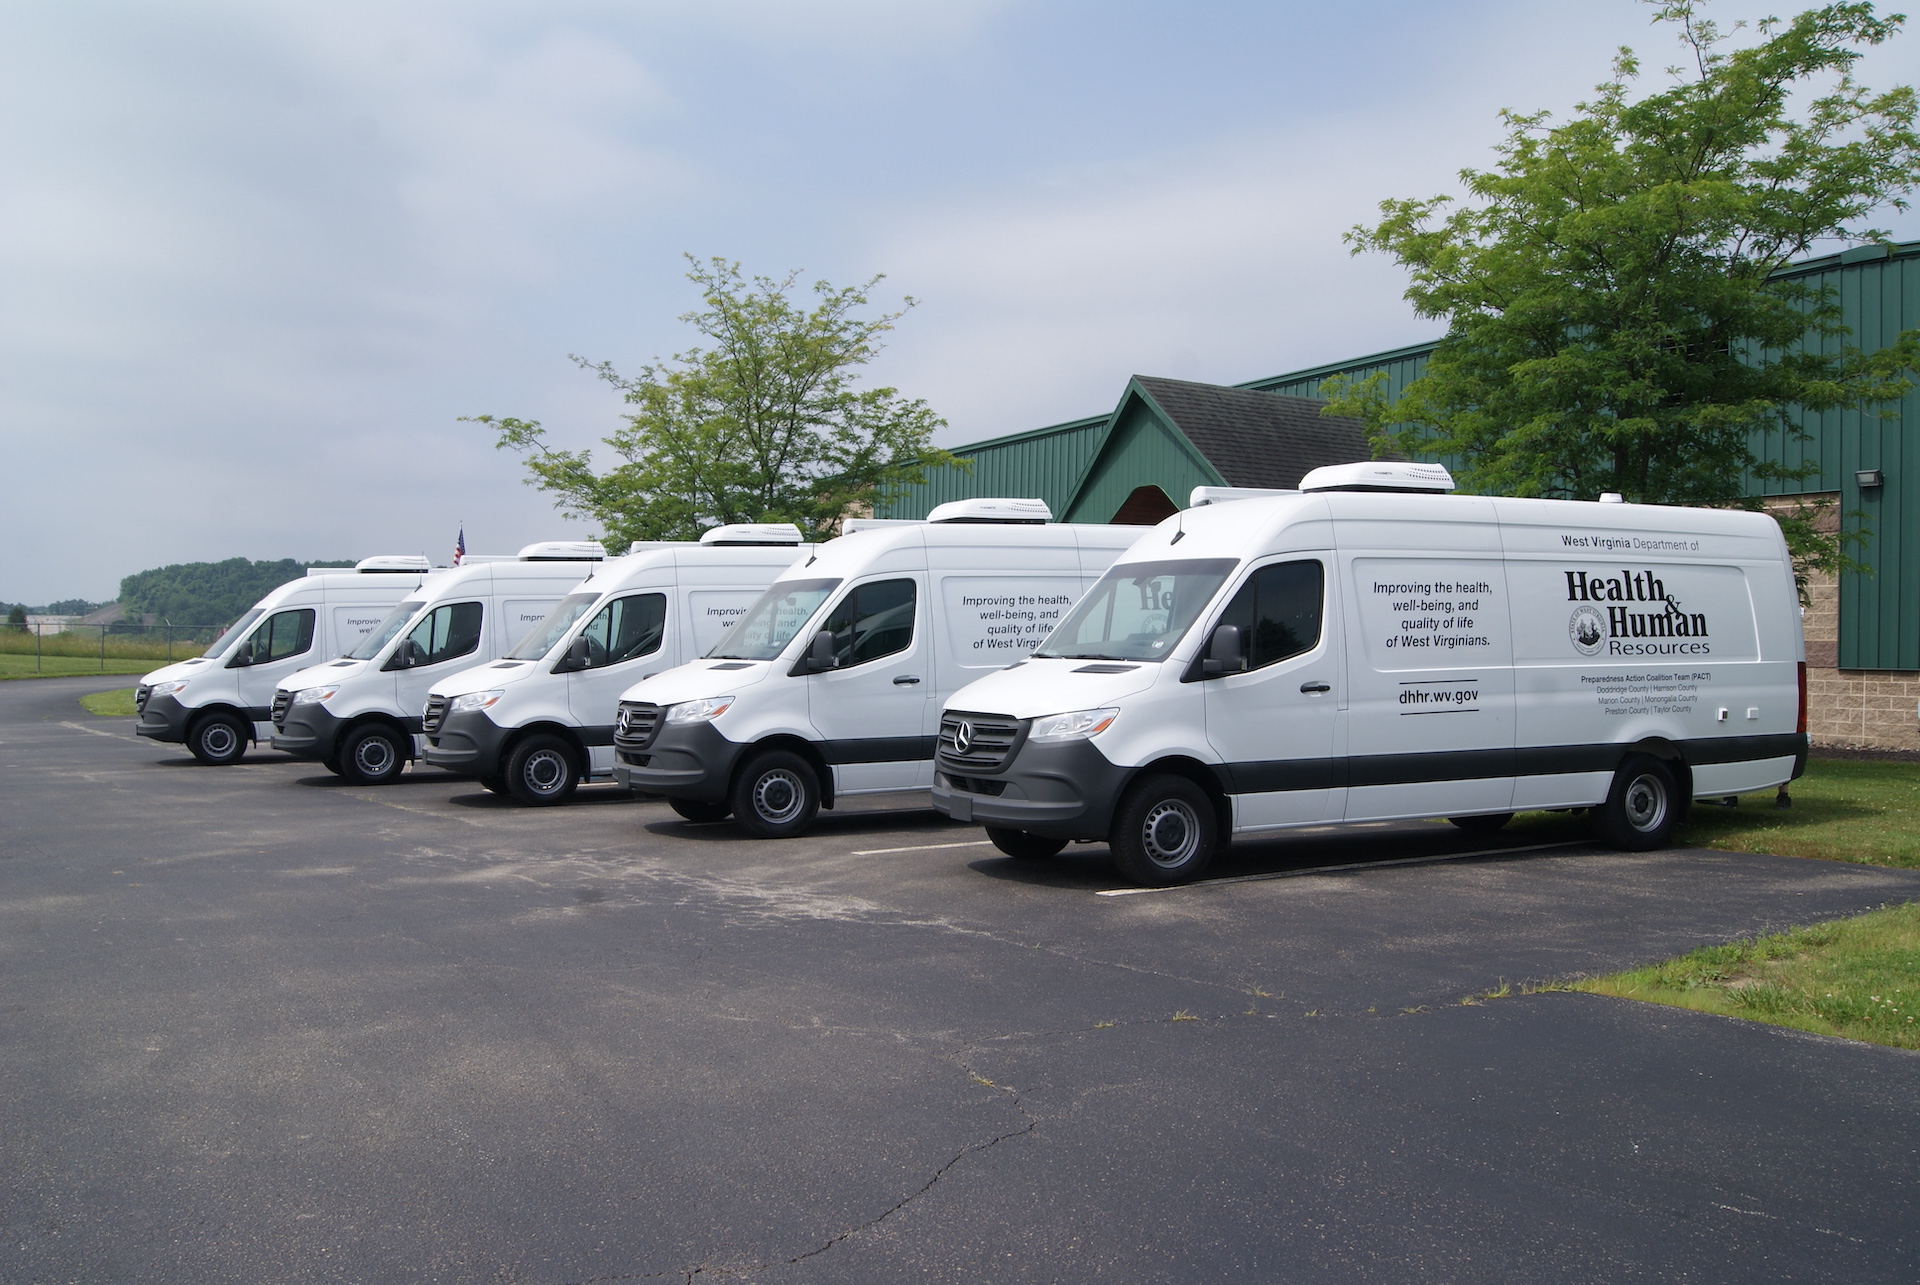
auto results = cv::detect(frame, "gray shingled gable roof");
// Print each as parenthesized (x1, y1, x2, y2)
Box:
(1130, 376, 1373, 489)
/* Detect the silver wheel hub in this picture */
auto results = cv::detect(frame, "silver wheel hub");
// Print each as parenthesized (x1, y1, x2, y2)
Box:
(356, 737, 394, 774)
(201, 725, 236, 755)
(752, 769, 805, 824)
(524, 750, 567, 793)
(1142, 799, 1200, 868)
(1624, 773, 1668, 832)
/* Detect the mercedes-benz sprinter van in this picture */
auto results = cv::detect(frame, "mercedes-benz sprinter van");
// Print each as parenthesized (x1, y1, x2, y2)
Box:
(420, 525, 811, 805)
(932, 462, 1808, 885)
(270, 542, 605, 784)
(134, 556, 434, 764)
(609, 501, 1143, 835)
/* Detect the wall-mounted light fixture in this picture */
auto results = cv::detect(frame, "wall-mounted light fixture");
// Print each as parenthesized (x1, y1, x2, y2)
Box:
(1856, 468, 1885, 490)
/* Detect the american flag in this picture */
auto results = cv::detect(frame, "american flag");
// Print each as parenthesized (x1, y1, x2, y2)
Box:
(453, 525, 466, 566)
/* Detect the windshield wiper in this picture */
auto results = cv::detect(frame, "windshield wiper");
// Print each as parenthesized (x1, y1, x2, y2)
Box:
(1042, 652, 1122, 661)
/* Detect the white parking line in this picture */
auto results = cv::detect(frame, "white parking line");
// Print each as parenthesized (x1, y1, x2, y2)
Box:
(1095, 840, 1592, 897)
(60, 721, 142, 743)
(851, 840, 997, 856)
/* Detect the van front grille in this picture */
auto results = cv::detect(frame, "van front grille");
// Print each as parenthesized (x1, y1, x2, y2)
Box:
(937, 711, 1025, 774)
(422, 694, 448, 735)
(614, 701, 663, 752)
(270, 690, 292, 729)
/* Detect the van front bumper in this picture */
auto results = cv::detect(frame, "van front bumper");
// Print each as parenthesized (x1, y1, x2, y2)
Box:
(931, 739, 1132, 840)
(272, 705, 346, 761)
(135, 693, 191, 743)
(423, 708, 510, 777)
(611, 721, 745, 802)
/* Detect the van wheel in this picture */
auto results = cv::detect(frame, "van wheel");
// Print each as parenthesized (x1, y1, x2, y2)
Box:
(322, 753, 345, 777)
(480, 775, 510, 795)
(1110, 774, 1218, 886)
(670, 798, 732, 823)
(986, 827, 1066, 860)
(339, 724, 407, 785)
(1448, 813, 1513, 834)
(188, 713, 248, 765)
(505, 735, 579, 806)
(730, 751, 819, 838)
(1594, 755, 1678, 851)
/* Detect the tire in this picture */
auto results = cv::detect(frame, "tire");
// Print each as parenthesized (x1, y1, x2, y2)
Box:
(322, 753, 345, 777)
(1448, 812, 1513, 834)
(504, 735, 579, 806)
(480, 776, 511, 796)
(1109, 774, 1218, 886)
(338, 724, 407, 786)
(986, 827, 1067, 860)
(670, 797, 732, 823)
(1593, 754, 1679, 851)
(188, 712, 248, 765)
(729, 750, 820, 839)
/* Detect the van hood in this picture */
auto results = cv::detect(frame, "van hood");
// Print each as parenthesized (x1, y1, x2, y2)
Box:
(617, 657, 779, 706)
(140, 657, 212, 686)
(282, 657, 371, 693)
(944, 657, 1162, 719)
(431, 658, 545, 699)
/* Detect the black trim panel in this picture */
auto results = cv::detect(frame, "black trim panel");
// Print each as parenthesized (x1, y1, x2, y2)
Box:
(822, 735, 937, 765)
(577, 724, 615, 748)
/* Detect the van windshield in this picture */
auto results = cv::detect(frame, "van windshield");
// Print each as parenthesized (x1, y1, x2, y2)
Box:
(507, 591, 600, 660)
(203, 609, 265, 660)
(1034, 558, 1238, 662)
(347, 600, 425, 660)
(708, 578, 842, 660)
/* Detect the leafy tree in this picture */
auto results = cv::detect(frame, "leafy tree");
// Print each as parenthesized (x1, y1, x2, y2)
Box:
(469, 256, 963, 548)
(5, 604, 24, 633)
(120, 558, 352, 626)
(1325, 0, 1920, 581)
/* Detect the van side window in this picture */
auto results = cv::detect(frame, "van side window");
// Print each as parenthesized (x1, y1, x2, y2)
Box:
(1216, 561, 1323, 669)
(579, 593, 666, 668)
(257, 608, 316, 662)
(821, 579, 916, 667)
(403, 601, 484, 667)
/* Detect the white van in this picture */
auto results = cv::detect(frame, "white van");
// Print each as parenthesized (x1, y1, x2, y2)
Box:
(931, 463, 1809, 885)
(134, 556, 434, 764)
(609, 501, 1143, 834)
(270, 542, 606, 784)
(419, 525, 812, 805)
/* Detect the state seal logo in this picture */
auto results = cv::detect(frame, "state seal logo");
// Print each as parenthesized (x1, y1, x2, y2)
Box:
(1569, 604, 1605, 656)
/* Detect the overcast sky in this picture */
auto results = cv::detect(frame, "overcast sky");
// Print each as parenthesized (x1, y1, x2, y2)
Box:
(7, 0, 1920, 604)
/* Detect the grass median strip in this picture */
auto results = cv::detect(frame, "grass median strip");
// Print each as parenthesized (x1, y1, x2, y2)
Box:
(79, 688, 139, 717)
(1546, 901, 1920, 1052)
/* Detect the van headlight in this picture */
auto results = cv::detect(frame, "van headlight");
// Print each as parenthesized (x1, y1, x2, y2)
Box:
(665, 696, 736, 725)
(291, 685, 340, 705)
(449, 689, 505, 714)
(1028, 707, 1119, 742)
(148, 679, 192, 699)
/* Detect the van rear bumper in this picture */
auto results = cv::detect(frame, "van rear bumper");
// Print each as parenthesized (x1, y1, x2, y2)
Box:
(931, 739, 1131, 840)
(423, 709, 509, 776)
(611, 721, 745, 802)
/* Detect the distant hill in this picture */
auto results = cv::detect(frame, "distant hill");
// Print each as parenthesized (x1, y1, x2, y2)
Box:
(119, 558, 355, 626)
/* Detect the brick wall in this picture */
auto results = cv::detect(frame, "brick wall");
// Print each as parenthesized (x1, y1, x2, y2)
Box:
(1767, 494, 1919, 750)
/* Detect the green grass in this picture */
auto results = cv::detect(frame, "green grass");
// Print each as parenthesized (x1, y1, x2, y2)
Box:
(0, 654, 164, 680)
(1560, 902, 1920, 1051)
(78, 688, 139, 716)
(1507, 756, 1920, 869)
(0, 631, 205, 663)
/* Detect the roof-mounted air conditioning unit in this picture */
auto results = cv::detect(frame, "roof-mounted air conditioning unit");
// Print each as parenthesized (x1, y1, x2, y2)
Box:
(926, 497, 1052, 524)
(698, 523, 807, 546)
(1297, 462, 1455, 493)
(1188, 486, 1300, 507)
(516, 541, 608, 561)
(350, 555, 433, 574)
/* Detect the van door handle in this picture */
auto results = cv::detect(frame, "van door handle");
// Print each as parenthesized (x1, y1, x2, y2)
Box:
(1300, 681, 1331, 694)
(893, 675, 922, 685)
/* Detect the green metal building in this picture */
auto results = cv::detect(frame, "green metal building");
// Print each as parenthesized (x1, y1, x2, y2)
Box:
(883, 241, 1919, 680)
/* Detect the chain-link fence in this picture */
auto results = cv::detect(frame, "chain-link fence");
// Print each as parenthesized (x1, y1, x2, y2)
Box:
(0, 623, 223, 674)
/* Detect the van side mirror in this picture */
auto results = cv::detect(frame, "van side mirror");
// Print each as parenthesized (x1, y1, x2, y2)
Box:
(226, 641, 254, 669)
(384, 639, 426, 672)
(1201, 624, 1245, 677)
(555, 636, 591, 673)
(808, 628, 838, 672)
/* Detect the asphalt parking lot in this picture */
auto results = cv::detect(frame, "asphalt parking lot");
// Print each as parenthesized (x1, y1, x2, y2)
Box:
(4, 675, 1918, 1283)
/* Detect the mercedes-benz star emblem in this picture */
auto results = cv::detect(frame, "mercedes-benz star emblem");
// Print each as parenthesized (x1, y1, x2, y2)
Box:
(953, 719, 974, 754)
